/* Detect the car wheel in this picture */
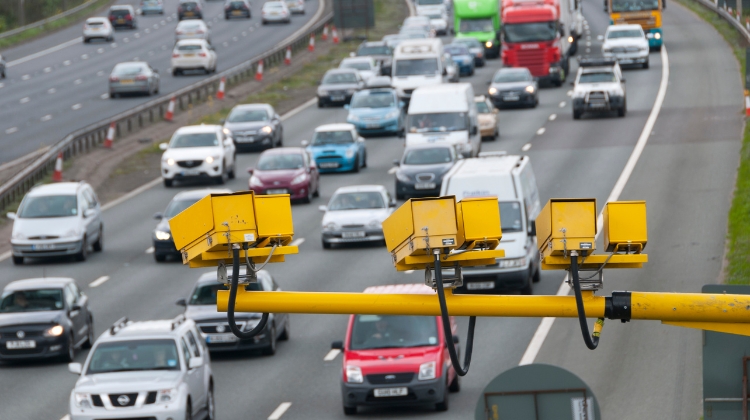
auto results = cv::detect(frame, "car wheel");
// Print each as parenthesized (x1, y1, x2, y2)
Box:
(83, 317, 94, 349)
(618, 100, 627, 117)
(163, 178, 174, 187)
(643, 59, 649, 69)
(362, 151, 367, 168)
(173, 68, 180, 76)
(343, 406, 357, 415)
(532, 268, 541, 283)
(449, 374, 460, 392)
(228, 157, 236, 179)
(61, 334, 75, 363)
(261, 324, 277, 355)
(154, 253, 167, 262)
(322, 239, 331, 249)
(154, 83, 159, 94)
(303, 186, 313, 203)
(12, 256, 23, 265)
(521, 275, 533, 295)
(573, 109, 582, 120)
(214, 162, 227, 184)
(93, 227, 104, 252)
(435, 383, 449, 411)
(75, 236, 88, 262)
(205, 385, 216, 420)
(225, 14, 230, 19)
(279, 319, 290, 340)
(352, 157, 360, 173)
(185, 400, 192, 420)
(313, 183, 319, 197)
(110, 92, 118, 99)
(83, 37, 89, 43)
(317, 99, 325, 108)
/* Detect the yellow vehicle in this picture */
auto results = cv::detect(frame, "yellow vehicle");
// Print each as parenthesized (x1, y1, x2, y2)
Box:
(607, 0, 663, 50)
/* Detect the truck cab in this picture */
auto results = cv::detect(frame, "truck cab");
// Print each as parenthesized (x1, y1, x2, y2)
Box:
(453, 0, 501, 58)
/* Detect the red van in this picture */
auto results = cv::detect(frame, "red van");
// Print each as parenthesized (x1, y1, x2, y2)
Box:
(331, 283, 460, 415)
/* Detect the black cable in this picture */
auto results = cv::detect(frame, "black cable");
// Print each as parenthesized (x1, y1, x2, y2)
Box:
(433, 251, 476, 377)
(228, 246, 269, 339)
(570, 254, 600, 350)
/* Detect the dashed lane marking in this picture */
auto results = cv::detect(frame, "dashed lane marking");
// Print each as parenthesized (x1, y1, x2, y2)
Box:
(567, 90, 573, 96)
(44, 67, 52, 73)
(22, 74, 30, 80)
(323, 349, 340, 361)
(101, 93, 109, 99)
(48, 88, 56, 94)
(74, 79, 82, 85)
(290, 238, 305, 247)
(41, 115, 52, 121)
(145, 247, 154, 254)
(559, 101, 566, 108)
(89, 276, 110, 288)
(63, 60, 71, 66)
(549, 114, 557, 121)
(5, 127, 18, 134)
(268, 402, 292, 420)
(536, 127, 545, 135)
(72, 103, 82, 110)
(20, 97, 29, 103)
(81, 54, 89, 60)
(521, 143, 532, 152)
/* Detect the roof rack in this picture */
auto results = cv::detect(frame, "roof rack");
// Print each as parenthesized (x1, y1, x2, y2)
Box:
(171, 314, 187, 331)
(577, 57, 617, 68)
(110, 317, 129, 335)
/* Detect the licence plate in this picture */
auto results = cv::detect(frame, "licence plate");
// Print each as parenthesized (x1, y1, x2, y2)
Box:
(206, 334, 237, 344)
(6, 340, 36, 349)
(374, 387, 408, 397)
(414, 182, 436, 190)
(120, 79, 134, 84)
(466, 281, 495, 290)
(342, 231, 365, 238)
(330, 95, 345, 101)
(366, 123, 381, 129)
(619, 58, 634, 64)
(232, 10, 242, 14)
(237, 136, 254, 142)
(589, 103, 606, 108)
(117, 19, 125, 23)
(185, 11, 194, 16)
(503, 95, 520, 101)
(92, 27, 100, 31)
(266, 189, 287, 194)
(31, 243, 55, 251)
(319, 162, 339, 169)
(181, 169, 200, 176)
(184, 53, 195, 57)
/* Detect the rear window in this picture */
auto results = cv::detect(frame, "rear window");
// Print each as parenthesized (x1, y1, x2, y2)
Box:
(112, 64, 147, 75)
(86, 20, 104, 26)
(322, 72, 357, 84)
(181, 1, 199, 7)
(109, 8, 131, 16)
(357, 45, 391, 56)
(350, 315, 439, 350)
(177, 44, 203, 51)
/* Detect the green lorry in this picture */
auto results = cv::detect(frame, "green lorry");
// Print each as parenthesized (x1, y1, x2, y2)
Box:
(453, 0, 501, 58)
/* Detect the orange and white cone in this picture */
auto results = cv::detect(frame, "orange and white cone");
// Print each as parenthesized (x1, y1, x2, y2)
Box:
(255, 60, 264, 81)
(745, 94, 750, 117)
(103, 122, 116, 148)
(322, 24, 329, 41)
(217, 77, 226, 100)
(332, 26, 339, 44)
(285, 46, 292, 65)
(52, 153, 63, 182)
(165, 96, 176, 122)
(308, 33, 315, 51)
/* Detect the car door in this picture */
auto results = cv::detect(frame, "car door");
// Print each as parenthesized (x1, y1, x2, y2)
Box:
(77, 190, 96, 243)
(184, 330, 207, 407)
(220, 131, 234, 166)
(82, 187, 102, 242)
(64, 285, 86, 344)
(305, 152, 318, 193)
(181, 337, 204, 414)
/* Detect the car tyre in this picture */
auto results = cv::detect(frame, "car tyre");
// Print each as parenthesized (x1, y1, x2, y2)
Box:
(532, 268, 541, 283)
(228, 157, 236, 179)
(643, 59, 649, 69)
(317, 98, 325, 108)
(343, 406, 357, 415)
(164, 178, 174, 187)
(573, 109, 582, 120)
(261, 324, 277, 355)
(75, 236, 88, 262)
(173, 68, 181, 76)
(618, 100, 627, 117)
(61, 334, 75, 363)
(303, 186, 313, 203)
(352, 157, 360, 173)
(449, 374, 460, 392)
(93, 227, 104, 252)
(12, 255, 23, 265)
(362, 151, 367, 168)
(83, 37, 90, 43)
(322, 239, 331, 249)
(185, 401, 192, 420)
(279, 319, 290, 340)
(435, 385, 449, 411)
(205, 384, 216, 420)
(83, 317, 94, 349)
(521, 277, 533, 295)
(154, 253, 167, 262)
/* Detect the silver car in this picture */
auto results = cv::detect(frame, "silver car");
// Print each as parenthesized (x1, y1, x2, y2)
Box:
(319, 185, 396, 249)
(175, 19, 211, 43)
(261, 1, 291, 24)
(83, 17, 114, 43)
(109, 61, 160, 98)
(284, 0, 305, 14)
(8, 181, 104, 265)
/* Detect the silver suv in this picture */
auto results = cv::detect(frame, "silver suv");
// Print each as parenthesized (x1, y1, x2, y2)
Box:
(8, 181, 104, 265)
(68, 316, 214, 420)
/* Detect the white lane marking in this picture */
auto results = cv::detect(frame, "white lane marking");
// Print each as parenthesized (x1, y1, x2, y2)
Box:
(145, 28, 151, 34)
(41, 115, 52, 121)
(89, 276, 110, 288)
(134, 33, 141, 38)
(48, 88, 56, 94)
(536, 127, 545, 135)
(566, 90, 573, 97)
(162, 19, 168, 24)
(268, 402, 292, 420)
(280, 98, 317, 121)
(387, 166, 398, 174)
(405, 270, 415, 274)
(548, 114, 557, 121)
(111, 42, 117, 48)
(586, 42, 591, 47)
(97, 70, 105, 76)
(290, 238, 305, 247)
(233, 36, 238, 42)
(63, 60, 71, 66)
(323, 349, 340, 361)
(101, 177, 162, 210)
(60, 415, 70, 420)
(44, 66, 52, 73)
(242, 31, 247, 36)
(97, 48, 104, 53)
(521, 143, 532, 152)
(5, 127, 18, 134)
(520, 46, 670, 366)
(124, 37, 130, 43)
(0, 82, 4, 88)
(72, 103, 82, 110)
(558, 101, 566, 108)
(74, 79, 82, 85)
(7, 37, 81, 67)
(154, 23, 160, 29)
(81, 54, 89, 60)
(145, 247, 155, 254)
(0, 251, 10, 262)
(20, 97, 30, 103)
(21, 74, 30, 80)
(133, 57, 140, 61)
(101, 93, 109, 99)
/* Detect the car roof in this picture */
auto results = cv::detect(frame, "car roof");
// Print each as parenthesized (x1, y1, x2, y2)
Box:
(404, 143, 454, 151)
(86, 17, 108, 22)
(333, 184, 387, 194)
(361, 41, 387, 46)
(177, 19, 207, 25)
(110, 5, 134, 9)
(325, 68, 358, 75)
(232, 103, 273, 112)
(315, 123, 355, 132)
(175, 124, 222, 133)
(263, 1, 285, 6)
(5, 278, 74, 291)
(260, 147, 307, 155)
(454, 37, 481, 44)
(103, 319, 194, 340)
(364, 283, 435, 294)
(342, 57, 373, 64)
(27, 182, 82, 196)
(171, 188, 232, 201)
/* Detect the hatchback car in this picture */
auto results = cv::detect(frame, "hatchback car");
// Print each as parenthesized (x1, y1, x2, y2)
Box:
(160, 124, 236, 187)
(108, 5, 137, 29)
(475, 95, 499, 140)
(452, 37, 486, 67)
(82, 17, 114, 43)
(317, 68, 364, 107)
(109, 61, 160, 98)
(9, 182, 103, 265)
(339, 57, 380, 82)
(67, 316, 214, 420)
(177, 269, 289, 354)
(140, 0, 164, 14)
(0, 278, 93, 362)
(488, 67, 538, 108)
(356, 41, 392, 76)
(284, 0, 305, 14)
(178, 0, 204, 20)
(171, 39, 217, 75)
(319, 185, 395, 248)
(393, 143, 457, 199)
(261, 1, 291, 24)
(152, 188, 232, 262)
(305, 123, 367, 173)
(248, 148, 320, 202)
(175, 19, 210, 43)
(225, 0, 251, 19)
(444, 43, 475, 77)
(332, 284, 459, 415)
(345, 87, 404, 136)
(223, 103, 283, 151)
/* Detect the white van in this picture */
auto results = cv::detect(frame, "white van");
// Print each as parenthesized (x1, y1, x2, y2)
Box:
(406, 83, 480, 158)
(440, 152, 541, 294)
(391, 39, 451, 100)
(415, 0, 447, 17)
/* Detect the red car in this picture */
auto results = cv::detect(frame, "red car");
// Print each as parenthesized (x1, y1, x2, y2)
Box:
(331, 284, 460, 415)
(248, 147, 320, 203)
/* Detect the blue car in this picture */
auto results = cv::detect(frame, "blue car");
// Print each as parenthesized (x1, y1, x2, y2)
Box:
(445, 43, 475, 77)
(345, 87, 405, 136)
(305, 123, 367, 173)
(141, 0, 164, 14)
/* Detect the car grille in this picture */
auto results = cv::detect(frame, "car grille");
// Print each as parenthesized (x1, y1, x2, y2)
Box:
(199, 321, 245, 333)
(177, 160, 203, 168)
(0, 325, 46, 337)
(235, 130, 258, 136)
(0, 347, 44, 355)
(317, 155, 343, 160)
(342, 224, 365, 228)
(586, 91, 608, 106)
(92, 395, 104, 407)
(367, 373, 414, 384)
(416, 173, 435, 182)
(403, 89, 415, 95)
(27, 235, 60, 240)
(611, 46, 641, 53)
(500, 89, 524, 96)
(145, 391, 157, 404)
(329, 90, 347, 96)
(361, 116, 382, 121)
(109, 393, 138, 407)
(515, 49, 546, 76)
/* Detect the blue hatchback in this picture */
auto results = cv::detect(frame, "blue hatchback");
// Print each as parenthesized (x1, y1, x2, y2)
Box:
(306, 124, 367, 173)
(345, 88, 404, 136)
(445, 44, 475, 77)
(141, 0, 164, 14)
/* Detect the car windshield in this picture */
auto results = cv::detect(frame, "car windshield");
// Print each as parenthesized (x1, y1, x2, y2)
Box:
(312, 130, 354, 145)
(500, 201, 524, 233)
(110, 8, 130, 16)
(113, 64, 147, 76)
(607, 29, 643, 39)
(426, 13, 444, 19)
(358, 45, 391, 56)
(322, 72, 357, 84)
(445, 45, 470, 56)
(189, 283, 261, 305)
(417, 0, 443, 4)
(403, 147, 452, 165)
(342, 61, 372, 71)
(504, 22, 557, 43)
(351, 92, 395, 108)
(17, 195, 78, 218)
(87, 339, 181, 374)
(475, 101, 491, 113)
(164, 198, 199, 218)
(169, 132, 219, 147)
(409, 112, 467, 133)
(493, 70, 531, 83)
(394, 58, 438, 76)
(0, 289, 64, 313)
(328, 192, 384, 210)
(177, 44, 203, 51)
(227, 108, 269, 122)
(454, 38, 482, 49)
(611, 0, 660, 12)
(579, 71, 617, 83)
(258, 153, 304, 170)
(350, 315, 439, 350)
(459, 18, 494, 32)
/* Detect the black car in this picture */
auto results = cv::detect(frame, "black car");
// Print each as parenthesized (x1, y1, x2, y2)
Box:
(356, 41, 393, 76)
(108, 5, 137, 29)
(394, 144, 458, 200)
(225, 0, 251, 19)
(178, 0, 204, 20)
(177, 269, 289, 355)
(317, 68, 364, 108)
(222, 103, 283, 151)
(152, 188, 232, 262)
(0, 278, 93, 362)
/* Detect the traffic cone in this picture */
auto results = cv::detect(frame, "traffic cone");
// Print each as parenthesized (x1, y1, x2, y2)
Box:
(745, 94, 750, 117)
(332, 26, 339, 44)
(52, 153, 63, 182)
(103, 122, 116, 148)
(308, 33, 315, 51)
(217, 77, 226, 100)
(285, 46, 292, 65)
(322, 24, 329, 41)
(165, 96, 175, 122)
(255, 59, 264, 81)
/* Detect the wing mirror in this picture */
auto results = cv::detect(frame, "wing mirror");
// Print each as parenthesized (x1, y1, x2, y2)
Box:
(389, 200, 397, 208)
(219, 118, 226, 124)
(621, 78, 626, 83)
(452, 335, 460, 344)
(318, 205, 328, 212)
(247, 167, 254, 174)
(528, 221, 537, 236)
(471, 126, 478, 136)
(83, 209, 97, 218)
(68, 363, 82, 375)
(301, 140, 309, 147)
(392, 159, 400, 166)
(6, 212, 16, 220)
(154, 212, 164, 220)
(344, 104, 350, 110)
(175, 298, 187, 307)
(188, 357, 204, 369)
(331, 340, 344, 349)
(159, 142, 169, 151)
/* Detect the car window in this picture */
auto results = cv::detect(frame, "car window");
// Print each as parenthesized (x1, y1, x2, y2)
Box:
(322, 72, 358, 84)
(87, 339, 180, 374)
(328, 192, 385, 210)
(351, 92, 395, 108)
(169, 132, 219, 148)
(70, 282, 83, 298)
(64, 285, 76, 309)
(189, 282, 261, 305)
(350, 315, 439, 350)
(177, 44, 204, 51)
(499, 201, 523, 232)
(579, 71, 617, 84)
(312, 130, 354, 145)
(78, 192, 90, 213)
(607, 29, 644, 39)
(342, 61, 372, 71)
(258, 153, 304, 170)
(358, 44, 391, 56)
(181, 338, 192, 365)
(86, 188, 99, 206)
(475, 101, 491, 113)
(82, 189, 96, 209)
(185, 331, 201, 357)
(227, 108, 269, 122)
(0, 288, 64, 313)
(445, 45, 470, 55)
(493, 71, 531, 83)
(403, 147, 452, 165)
(17, 195, 78, 218)
(112, 64, 147, 76)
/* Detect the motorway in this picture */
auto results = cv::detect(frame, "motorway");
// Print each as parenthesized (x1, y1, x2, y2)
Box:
(0, 0, 322, 165)
(0, 0, 743, 418)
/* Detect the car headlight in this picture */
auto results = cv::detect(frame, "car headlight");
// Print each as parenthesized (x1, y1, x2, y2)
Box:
(243, 319, 260, 331)
(348, 113, 360, 122)
(154, 230, 171, 241)
(549, 66, 560, 72)
(291, 173, 308, 185)
(74, 392, 93, 408)
(385, 110, 400, 119)
(206, 155, 220, 164)
(488, 87, 498, 96)
(323, 222, 339, 231)
(222, 128, 232, 136)
(497, 257, 527, 268)
(318, 88, 328, 96)
(396, 171, 410, 182)
(346, 365, 364, 383)
(368, 219, 382, 229)
(166, 158, 176, 166)
(654, 32, 661, 40)
(44, 324, 64, 337)
(261, 126, 273, 134)
(158, 388, 178, 403)
(63, 229, 80, 239)
(418, 361, 436, 380)
(11, 231, 26, 240)
(525, 85, 535, 94)
(485, 41, 493, 48)
(250, 176, 263, 187)
(345, 148, 356, 158)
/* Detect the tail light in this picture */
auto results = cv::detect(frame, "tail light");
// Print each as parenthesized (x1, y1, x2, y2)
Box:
(172, 53, 180, 58)
(177, 6, 183, 11)
(199, 52, 207, 57)
(109, 76, 119, 82)
(196, 30, 204, 34)
(225, 5, 230, 9)
(135, 75, 148, 80)
(125, 14, 132, 20)
(108, 15, 115, 20)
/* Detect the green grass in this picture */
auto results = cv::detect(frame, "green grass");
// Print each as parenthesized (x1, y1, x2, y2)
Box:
(675, 0, 750, 283)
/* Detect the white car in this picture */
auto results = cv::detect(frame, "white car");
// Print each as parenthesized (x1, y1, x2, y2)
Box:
(601, 24, 650, 69)
(319, 185, 396, 249)
(261, 1, 291, 24)
(8, 181, 104, 265)
(160, 125, 237, 187)
(68, 316, 214, 420)
(339, 57, 380, 81)
(83, 17, 114, 43)
(284, 0, 305, 14)
(171, 39, 217, 75)
(572, 58, 627, 119)
(419, 10, 449, 36)
(175, 19, 211, 43)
